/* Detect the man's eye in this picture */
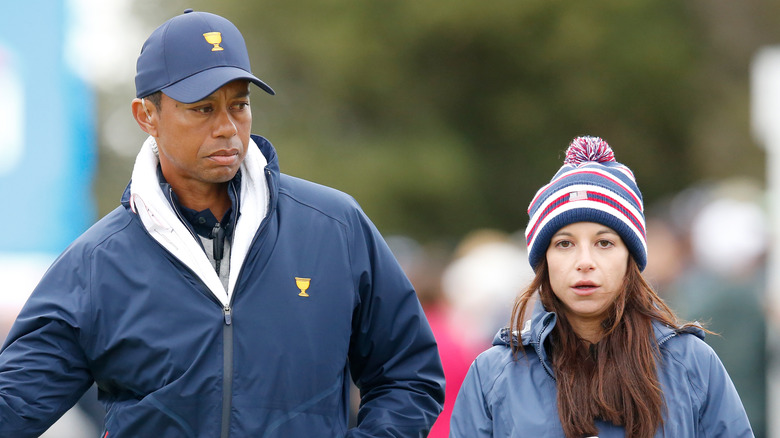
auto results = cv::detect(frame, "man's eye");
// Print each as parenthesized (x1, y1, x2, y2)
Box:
(195, 106, 213, 114)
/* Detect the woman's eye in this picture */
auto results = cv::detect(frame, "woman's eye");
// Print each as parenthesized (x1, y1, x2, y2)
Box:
(597, 240, 614, 248)
(556, 240, 572, 248)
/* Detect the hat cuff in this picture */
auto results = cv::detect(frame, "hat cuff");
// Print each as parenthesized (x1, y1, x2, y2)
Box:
(527, 208, 647, 271)
(161, 66, 275, 103)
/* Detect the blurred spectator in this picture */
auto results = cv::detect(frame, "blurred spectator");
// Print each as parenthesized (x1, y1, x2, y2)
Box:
(647, 179, 768, 437)
(643, 216, 691, 295)
(392, 229, 537, 435)
(387, 235, 474, 437)
(440, 229, 533, 354)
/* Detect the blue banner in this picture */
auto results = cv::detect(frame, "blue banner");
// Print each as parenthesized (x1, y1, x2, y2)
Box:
(0, 1, 95, 254)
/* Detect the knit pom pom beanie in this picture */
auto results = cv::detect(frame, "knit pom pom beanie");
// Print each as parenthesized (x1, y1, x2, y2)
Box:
(525, 136, 647, 271)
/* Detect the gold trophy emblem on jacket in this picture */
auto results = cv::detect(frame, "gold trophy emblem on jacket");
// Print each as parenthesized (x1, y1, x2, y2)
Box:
(295, 277, 311, 297)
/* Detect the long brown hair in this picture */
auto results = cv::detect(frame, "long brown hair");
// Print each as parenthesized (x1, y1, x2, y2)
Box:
(510, 256, 697, 437)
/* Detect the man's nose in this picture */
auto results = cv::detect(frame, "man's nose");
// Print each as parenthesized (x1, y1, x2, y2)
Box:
(213, 108, 238, 138)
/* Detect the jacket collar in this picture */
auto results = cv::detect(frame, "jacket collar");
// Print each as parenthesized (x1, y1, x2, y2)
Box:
(492, 298, 555, 350)
(251, 134, 280, 214)
(121, 134, 277, 306)
(492, 296, 705, 375)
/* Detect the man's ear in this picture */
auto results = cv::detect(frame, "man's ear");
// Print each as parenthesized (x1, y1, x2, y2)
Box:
(131, 98, 158, 137)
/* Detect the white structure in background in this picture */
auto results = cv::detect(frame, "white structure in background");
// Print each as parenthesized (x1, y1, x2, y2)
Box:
(0, 43, 48, 329)
(689, 196, 768, 278)
(751, 45, 780, 438)
(0, 46, 24, 176)
(67, 0, 149, 158)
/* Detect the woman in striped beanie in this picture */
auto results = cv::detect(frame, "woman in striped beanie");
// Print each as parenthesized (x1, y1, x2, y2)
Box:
(451, 136, 752, 437)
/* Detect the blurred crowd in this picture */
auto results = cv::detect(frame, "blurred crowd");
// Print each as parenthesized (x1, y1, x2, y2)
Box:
(643, 178, 770, 437)
(1, 178, 773, 437)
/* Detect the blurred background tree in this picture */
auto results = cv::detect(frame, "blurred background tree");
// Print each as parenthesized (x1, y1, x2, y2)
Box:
(94, 0, 780, 245)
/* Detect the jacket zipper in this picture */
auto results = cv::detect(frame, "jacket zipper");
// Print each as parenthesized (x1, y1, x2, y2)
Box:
(140, 195, 233, 436)
(536, 318, 556, 381)
(657, 331, 677, 346)
(216, 172, 269, 438)
(165, 185, 235, 437)
(146, 169, 274, 438)
(217, 168, 274, 437)
(220, 305, 234, 438)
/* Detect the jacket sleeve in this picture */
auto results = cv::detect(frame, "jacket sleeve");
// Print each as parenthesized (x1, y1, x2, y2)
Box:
(0, 249, 94, 437)
(345, 208, 445, 437)
(450, 357, 493, 437)
(695, 340, 754, 437)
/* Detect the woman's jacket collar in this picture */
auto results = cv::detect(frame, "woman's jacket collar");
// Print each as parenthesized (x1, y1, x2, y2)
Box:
(493, 298, 706, 359)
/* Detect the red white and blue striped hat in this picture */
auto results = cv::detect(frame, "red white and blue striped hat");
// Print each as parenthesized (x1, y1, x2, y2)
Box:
(525, 136, 647, 271)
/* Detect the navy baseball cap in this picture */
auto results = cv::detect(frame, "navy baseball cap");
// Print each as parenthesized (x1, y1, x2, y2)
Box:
(135, 10, 274, 103)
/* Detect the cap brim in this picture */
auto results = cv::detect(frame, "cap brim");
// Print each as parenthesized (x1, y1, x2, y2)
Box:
(161, 66, 275, 103)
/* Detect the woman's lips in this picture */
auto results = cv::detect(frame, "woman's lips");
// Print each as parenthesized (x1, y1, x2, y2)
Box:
(572, 281, 599, 296)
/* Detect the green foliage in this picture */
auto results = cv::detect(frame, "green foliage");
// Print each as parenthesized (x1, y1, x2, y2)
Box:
(141, 1, 755, 242)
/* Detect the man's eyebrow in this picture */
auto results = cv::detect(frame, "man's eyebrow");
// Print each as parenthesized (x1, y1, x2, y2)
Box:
(232, 89, 251, 99)
(197, 88, 250, 103)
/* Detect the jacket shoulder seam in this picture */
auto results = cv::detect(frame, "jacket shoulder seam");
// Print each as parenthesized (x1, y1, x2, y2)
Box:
(278, 190, 351, 228)
(84, 209, 137, 354)
(660, 332, 708, 406)
(480, 347, 520, 398)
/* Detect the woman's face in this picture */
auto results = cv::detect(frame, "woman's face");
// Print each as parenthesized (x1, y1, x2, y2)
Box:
(546, 222, 629, 341)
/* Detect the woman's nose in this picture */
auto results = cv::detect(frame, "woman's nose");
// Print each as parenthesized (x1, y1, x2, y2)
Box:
(575, 248, 596, 271)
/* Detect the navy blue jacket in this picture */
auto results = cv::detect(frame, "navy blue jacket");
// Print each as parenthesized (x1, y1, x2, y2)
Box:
(0, 136, 444, 437)
(451, 302, 753, 437)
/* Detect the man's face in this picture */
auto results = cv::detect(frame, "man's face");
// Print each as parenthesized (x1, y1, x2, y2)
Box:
(154, 80, 252, 191)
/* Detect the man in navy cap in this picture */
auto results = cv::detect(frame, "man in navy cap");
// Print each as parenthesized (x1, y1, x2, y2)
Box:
(0, 10, 444, 437)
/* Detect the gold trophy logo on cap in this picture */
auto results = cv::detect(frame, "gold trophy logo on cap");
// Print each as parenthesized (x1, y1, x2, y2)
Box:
(203, 32, 224, 51)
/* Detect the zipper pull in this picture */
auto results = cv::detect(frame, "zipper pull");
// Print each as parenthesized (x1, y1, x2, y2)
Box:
(223, 306, 232, 325)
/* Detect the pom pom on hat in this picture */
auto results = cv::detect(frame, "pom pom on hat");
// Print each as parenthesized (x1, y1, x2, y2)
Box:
(525, 136, 647, 271)
(564, 136, 615, 166)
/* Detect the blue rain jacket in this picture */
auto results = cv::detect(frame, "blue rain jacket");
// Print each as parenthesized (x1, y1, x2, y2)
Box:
(451, 302, 753, 437)
(0, 135, 444, 437)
